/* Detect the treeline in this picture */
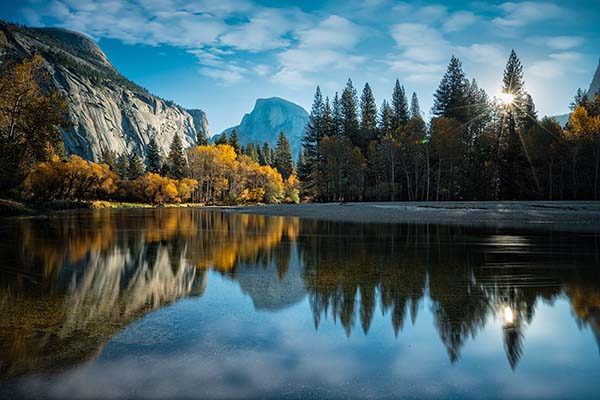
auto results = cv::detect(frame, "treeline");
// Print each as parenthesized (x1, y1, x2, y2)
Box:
(0, 54, 299, 205)
(299, 50, 600, 201)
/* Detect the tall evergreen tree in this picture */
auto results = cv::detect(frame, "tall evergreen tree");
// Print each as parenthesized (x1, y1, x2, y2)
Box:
(145, 136, 162, 173)
(303, 86, 325, 167)
(245, 142, 259, 162)
(168, 133, 187, 179)
(432, 56, 469, 122)
(341, 78, 360, 144)
(115, 153, 129, 179)
(128, 153, 144, 180)
(360, 82, 378, 147)
(379, 100, 394, 138)
(261, 142, 272, 166)
(229, 129, 242, 155)
(100, 149, 118, 171)
(274, 131, 294, 179)
(410, 92, 422, 120)
(497, 49, 535, 199)
(197, 129, 209, 146)
(332, 91, 343, 136)
(215, 132, 229, 145)
(391, 79, 409, 130)
(323, 97, 334, 138)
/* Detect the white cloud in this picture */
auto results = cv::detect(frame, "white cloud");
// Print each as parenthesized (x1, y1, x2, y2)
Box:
(218, 8, 308, 52)
(528, 52, 584, 79)
(546, 36, 584, 50)
(296, 15, 361, 50)
(391, 23, 450, 63)
(458, 44, 507, 67)
(493, 2, 564, 28)
(272, 15, 365, 87)
(443, 11, 478, 32)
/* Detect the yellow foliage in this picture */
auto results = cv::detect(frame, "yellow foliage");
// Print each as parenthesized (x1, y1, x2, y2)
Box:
(566, 106, 600, 142)
(188, 144, 286, 204)
(25, 155, 118, 201)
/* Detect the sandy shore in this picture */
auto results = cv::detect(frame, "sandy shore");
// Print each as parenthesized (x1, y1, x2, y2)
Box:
(221, 201, 600, 229)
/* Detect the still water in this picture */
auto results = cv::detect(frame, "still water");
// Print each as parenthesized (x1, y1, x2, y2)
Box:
(0, 209, 599, 399)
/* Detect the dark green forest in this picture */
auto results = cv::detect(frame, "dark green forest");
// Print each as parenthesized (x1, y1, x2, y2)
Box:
(298, 50, 600, 201)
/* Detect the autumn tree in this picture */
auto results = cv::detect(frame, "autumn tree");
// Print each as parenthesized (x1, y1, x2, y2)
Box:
(0, 54, 69, 195)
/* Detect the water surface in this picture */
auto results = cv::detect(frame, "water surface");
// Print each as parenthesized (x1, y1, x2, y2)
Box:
(0, 209, 599, 399)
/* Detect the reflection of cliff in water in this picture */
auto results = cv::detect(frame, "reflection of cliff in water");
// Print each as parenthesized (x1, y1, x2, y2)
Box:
(1, 209, 600, 378)
(0, 211, 207, 380)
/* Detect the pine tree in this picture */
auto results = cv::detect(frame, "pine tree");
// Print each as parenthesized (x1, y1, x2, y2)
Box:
(341, 78, 359, 144)
(432, 55, 469, 122)
(215, 132, 229, 145)
(245, 142, 259, 162)
(128, 153, 144, 180)
(391, 79, 409, 130)
(410, 92, 422, 120)
(303, 86, 325, 168)
(261, 142, 272, 166)
(145, 136, 162, 173)
(168, 133, 187, 179)
(323, 97, 334, 138)
(115, 153, 130, 179)
(100, 149, 117, 171)
(498, 49, 535, 199)
(332, 92, 343, 136)
(360, 82, 378, 147)
(379, 100, 394, 138)
(274, 131, 294, 179)
(197, 129, 209, 146)
(229, 129, 242, 155)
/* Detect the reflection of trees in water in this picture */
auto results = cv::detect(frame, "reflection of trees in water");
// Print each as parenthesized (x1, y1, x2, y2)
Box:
(1, 210, 600, 377)
(297, 221, 600, 368)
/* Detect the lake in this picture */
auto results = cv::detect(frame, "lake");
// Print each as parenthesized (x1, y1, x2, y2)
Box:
(1, 208, 599, 399)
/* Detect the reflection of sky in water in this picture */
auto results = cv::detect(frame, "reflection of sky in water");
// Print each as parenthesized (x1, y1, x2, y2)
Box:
(1, 210, 600, 399)
(14, 270, 600, 399)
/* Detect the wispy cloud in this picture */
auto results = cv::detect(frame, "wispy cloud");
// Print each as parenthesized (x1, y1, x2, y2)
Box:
(272, 15, 365, 87)
(493, 2, 564, 28)
(528, 52, 585, 79)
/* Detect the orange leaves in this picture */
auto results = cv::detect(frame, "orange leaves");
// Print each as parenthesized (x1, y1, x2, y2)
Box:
(566, 106, 600, 143)
(122, 173, 199, 204)
(24, 155, 118, 201)
(188, 144, 292, 204)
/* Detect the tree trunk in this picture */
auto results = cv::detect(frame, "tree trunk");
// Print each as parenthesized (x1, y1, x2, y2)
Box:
(436, 157, 442, 202)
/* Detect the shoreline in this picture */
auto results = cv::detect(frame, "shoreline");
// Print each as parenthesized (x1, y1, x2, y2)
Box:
(219, 201, 600, 230)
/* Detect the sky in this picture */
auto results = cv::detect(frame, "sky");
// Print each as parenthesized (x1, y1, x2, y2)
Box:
(1, 0, 599, 135)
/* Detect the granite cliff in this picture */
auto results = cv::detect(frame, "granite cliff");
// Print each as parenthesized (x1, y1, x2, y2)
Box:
(0, 21, 209, 161)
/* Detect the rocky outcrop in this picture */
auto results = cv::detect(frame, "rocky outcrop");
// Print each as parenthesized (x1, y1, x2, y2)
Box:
(214, 97, 308, 159)
(0, 21, 209, 161)
(589, 58, 600, 100)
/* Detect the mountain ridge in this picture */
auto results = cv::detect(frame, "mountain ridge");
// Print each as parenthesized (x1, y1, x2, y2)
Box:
(214, 97, 308, 159)
(0, 21, 209, 161)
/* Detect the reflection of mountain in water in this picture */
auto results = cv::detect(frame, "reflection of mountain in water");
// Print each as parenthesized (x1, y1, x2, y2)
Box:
(0, 212, 207, 379)
(1, 209, 600, 378)
(234, 245, 307, 311)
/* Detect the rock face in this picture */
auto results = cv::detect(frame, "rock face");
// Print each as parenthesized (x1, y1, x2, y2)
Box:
(215, 97, 308, 159)
(0, 21, 209, 161)
(589, 58, 600, 100)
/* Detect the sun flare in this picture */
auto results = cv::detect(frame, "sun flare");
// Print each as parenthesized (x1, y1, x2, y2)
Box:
(498, 92, 515, 105)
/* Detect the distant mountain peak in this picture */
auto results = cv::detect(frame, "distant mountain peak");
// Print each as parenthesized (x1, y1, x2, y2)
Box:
(215, 97, 308, 159)
(588, 57, 600, 99)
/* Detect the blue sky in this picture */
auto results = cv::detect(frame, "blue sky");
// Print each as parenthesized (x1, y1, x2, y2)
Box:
(1, 0, 599, 135)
